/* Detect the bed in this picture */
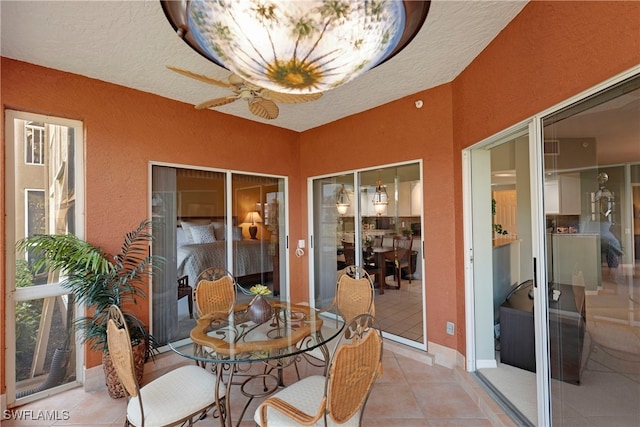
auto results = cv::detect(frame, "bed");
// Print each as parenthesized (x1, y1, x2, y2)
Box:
(177, 220, 274, 286)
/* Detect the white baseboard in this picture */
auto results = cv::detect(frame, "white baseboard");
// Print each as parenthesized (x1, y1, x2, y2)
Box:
(384, 339, 465, 370)
(384, 340, 435, 365)
(427, 340, 461, 369)
(476, 359, 498, 369)
(83, 364, 105, 392)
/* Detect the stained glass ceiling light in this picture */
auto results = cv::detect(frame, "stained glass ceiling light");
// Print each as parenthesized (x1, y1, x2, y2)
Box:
(161, 0, 430, 94)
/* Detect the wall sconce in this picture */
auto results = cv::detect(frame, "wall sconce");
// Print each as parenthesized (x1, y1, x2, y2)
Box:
(336, 184, 350, 215)
(244, 211, 263, 240)
(372, 178, 388, 216)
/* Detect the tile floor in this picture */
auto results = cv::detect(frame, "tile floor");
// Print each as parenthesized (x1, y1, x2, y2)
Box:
(2, 343, 516, 427)
(375, 278, 424, 342)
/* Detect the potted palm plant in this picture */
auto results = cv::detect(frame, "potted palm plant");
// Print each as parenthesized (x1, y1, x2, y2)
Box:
(16, 219, 163, 398)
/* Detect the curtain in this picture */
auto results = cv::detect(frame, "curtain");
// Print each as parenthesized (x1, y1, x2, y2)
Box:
(151, 166, 178, 343)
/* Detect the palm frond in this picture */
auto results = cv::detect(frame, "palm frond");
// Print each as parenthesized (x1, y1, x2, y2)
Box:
(15, 219, 164, 356)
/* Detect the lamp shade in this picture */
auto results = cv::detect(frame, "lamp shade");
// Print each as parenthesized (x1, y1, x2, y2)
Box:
(162, 1, 430, 94)
(244, 211, 263, 225)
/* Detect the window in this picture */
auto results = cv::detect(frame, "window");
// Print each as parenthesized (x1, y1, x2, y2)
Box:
(24, 121, 45, 165)
(5, 110, 84, 405)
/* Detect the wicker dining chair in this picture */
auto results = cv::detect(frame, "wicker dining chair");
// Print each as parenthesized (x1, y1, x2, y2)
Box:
(256, 314, 383, 427)
(330, 266, 377, 326)
(194, 268, 239, 317)
(297, 266, 376, 370)
(106, 305, 224, 426)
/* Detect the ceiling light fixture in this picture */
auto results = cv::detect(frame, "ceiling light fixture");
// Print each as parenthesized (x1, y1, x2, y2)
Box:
(372, 178, 388, 216)
(161, 0, 430, 94)
(336, 184, 350, 215)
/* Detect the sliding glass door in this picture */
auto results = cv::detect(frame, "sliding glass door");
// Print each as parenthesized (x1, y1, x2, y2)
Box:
(151, 165, 287, 346)
(309, 162, 425, 346)
(541, 74, 640, 426)
(468, 72, 640, 425)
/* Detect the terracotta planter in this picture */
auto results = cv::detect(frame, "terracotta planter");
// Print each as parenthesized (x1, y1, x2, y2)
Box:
(248, 295, 273, 324)
(102, 341, 146, 399)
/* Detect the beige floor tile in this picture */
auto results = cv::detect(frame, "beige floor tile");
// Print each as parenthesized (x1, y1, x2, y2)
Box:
(4, 346, 506, 426)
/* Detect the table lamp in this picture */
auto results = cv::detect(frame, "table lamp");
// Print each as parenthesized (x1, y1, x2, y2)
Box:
(244, 211, 263, 240)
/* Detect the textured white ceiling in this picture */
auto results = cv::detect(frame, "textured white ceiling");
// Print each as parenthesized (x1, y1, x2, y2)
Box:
(1, 0, 528, 132)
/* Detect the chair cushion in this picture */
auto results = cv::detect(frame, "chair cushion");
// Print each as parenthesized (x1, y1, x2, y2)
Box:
(127, 364, 223, 427)
(254, 375, 360, 426)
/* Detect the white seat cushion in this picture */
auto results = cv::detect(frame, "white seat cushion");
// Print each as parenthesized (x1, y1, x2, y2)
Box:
(254, 375, 360, 426)
(127, 364, 224, 427)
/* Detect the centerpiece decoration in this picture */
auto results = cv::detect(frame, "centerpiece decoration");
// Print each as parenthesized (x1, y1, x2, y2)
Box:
(248, 284, 273, 324)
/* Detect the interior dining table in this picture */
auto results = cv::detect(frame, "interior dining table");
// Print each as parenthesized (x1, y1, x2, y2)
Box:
(169, 300, 343, 427)
(368, 246, 400, 294)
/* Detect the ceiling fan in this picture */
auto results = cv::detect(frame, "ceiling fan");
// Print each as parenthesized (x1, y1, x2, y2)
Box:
(167, 66, 323, 120)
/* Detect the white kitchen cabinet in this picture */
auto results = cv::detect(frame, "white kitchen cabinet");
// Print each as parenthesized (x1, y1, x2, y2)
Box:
(544, 173, 581, 215)
(398, 180, 421, 216)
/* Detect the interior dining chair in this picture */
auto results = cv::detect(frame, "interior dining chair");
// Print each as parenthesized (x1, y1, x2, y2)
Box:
(177, 275, 193, 319)
(372, 235, 384, 248)
(256, 314, 383, 427)
(390, 235, 414, 288)
(341, 240, 382, 284)
(106, 305, 225, 426)
(298, 266, 376, 371)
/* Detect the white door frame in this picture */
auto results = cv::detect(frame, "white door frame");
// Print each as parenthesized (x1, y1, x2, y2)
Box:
(4, 110, 85, 408)
(464, 64, 640, 425)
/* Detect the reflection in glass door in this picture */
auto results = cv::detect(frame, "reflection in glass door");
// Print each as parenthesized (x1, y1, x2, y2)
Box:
(310, 162, 425, 346)
(542, 75, 640, 426)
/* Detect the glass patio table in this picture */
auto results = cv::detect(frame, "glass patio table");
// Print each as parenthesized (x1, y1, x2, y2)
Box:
(169, 300, 343, 427)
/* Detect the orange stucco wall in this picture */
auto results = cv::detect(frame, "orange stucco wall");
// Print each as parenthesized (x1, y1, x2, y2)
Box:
(0, 58, 301, 376)
(299, 84, 457, 348)
(2, 0, 639, 396)
(299, 0, 640, 352)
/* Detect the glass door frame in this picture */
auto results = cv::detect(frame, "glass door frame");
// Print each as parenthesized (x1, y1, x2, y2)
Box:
(148, 161, 290, 349)
(4, 110, 85, 407)
(464, 65, 640, 425)
(307, 159, 426, 350)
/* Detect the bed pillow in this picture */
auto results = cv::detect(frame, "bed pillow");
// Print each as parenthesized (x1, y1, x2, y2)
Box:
(180, 222, 196, 243)
(177, 226, 189, 247)
(232, 226, 243, 241)
(189, 223, 217, 244)
(211, 222, 226, 241)
(181, 221, 214, 244)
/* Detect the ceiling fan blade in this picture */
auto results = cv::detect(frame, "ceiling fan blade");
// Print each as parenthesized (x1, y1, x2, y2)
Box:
(228, 73, 248, 87)
(248, 98, 279, 120)
(261, 90, 323, 104)
(167, 65, 234, 89)
(196, 96, 238, 110)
